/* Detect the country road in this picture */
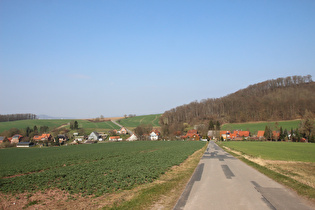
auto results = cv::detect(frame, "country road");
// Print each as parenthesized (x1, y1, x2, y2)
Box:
(111, 120, 133, 135)
(174, 141, 314, 210)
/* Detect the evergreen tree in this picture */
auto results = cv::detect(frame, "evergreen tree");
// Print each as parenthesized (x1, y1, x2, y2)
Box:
(279, 126, 284, 141)
(264, 126, 272, 140)
(26, 126, 31, 137)
(33, 126, 38, 134)
(74, 121, 79, 129)
(208, 120, 214, 130)
(216, 121, 221, 130)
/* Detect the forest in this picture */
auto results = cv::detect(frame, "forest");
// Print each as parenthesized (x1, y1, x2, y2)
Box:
(0, 113, 37, 122)
(159, 75, 315, 136)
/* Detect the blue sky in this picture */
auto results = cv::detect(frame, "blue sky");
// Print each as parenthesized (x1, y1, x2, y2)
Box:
(1, 0, 314, 118)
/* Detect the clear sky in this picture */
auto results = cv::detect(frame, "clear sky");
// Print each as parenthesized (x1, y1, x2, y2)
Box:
(1, 0, 314, 119)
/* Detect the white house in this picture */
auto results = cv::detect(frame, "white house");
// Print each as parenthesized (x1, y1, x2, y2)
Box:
(150, 131, 159, 141)
(126, 134, 138, 141)
(88, 132, 100, 141)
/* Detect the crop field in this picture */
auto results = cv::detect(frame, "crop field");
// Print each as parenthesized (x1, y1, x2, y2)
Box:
(0, 141, 205, 196)
(118, 114, 161, 128)
(221, 120, 301, 135)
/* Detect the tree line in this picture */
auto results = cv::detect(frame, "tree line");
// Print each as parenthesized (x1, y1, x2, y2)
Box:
(0, 113, 37, 122)
(160, 75, 315, 136)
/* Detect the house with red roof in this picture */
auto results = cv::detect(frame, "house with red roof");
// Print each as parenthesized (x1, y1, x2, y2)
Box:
(10, 134, 23, 144)
(230, 130, 250, 140)
(33, 134, 52, 141)
(181, 130, 201, 141)
(257, 131, 265, 140)
(150, 129, 160, 140)
(220, 131, 231, 140)
(109, 136, 122, 141)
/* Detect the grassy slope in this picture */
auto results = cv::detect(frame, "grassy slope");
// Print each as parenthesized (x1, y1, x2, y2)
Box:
(118, 114, 161, 128)
(0, 119, 70, 133)
(221, 120, 301, 134)
(219, 141, 315, 162)
(0, 119, 121, 134)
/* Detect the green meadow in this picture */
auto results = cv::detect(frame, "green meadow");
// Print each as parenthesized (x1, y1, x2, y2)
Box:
(0, 119, 120, 134)
(118, 114, 161, 128)
(220, 141, 315, 162)
(221, 120, 301, 135)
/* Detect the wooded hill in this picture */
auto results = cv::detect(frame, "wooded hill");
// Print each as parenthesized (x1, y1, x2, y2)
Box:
(159, 75, 314, 134)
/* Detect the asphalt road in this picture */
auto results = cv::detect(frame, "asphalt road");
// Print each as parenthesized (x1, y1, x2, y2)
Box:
(174, 141, 314, 210)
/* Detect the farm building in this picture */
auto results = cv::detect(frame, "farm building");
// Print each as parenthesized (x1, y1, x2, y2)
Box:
(109, 136, 122, 141)
(75, 136, 85, 142)
(207, 130, 220, 140)
(16, 142, 34, 148)
(127, 134, 138, 141)
(88, 132, 101, 141)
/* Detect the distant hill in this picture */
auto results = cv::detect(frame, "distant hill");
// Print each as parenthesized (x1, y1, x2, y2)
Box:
(160, 75, 314, 134)
(37, 115, 74, 119)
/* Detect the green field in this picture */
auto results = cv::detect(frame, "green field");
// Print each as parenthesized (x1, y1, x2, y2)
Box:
(0, 119, 70, 133)
(221, 120, 301, 134)
(220, 141, 315, 162)
(76, 120, 120, 130)
(0, 141, 205, 195)
(0, 119, 121, 134)
(118, 114, 161, 128)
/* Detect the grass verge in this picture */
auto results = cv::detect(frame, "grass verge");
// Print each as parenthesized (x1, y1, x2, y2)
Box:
(106, 143, 208, 210)
(218, 143, 315, 203)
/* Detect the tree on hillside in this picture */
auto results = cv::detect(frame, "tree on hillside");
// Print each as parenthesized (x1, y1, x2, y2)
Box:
(208, 120, 215, 130)
(216, 121, 221, 130)
(26, 126, 32, 137)
(134, 124, 153, 140)
(159, 75, 315, 137)
(264, 126, 272, 140)
(279, 126, 285, 141)
(300, 110, 315, 142)
(70, 120, 79, 130)
(74, 121, 79, 129)
(40, 126, 49, 134)
(33, 126, 38, 135)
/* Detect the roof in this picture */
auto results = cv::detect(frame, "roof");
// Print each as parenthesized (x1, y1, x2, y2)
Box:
(90, 131, 99, 136)
(33, 134, 51, 140)
(109, 136, 120, 139)
(220, 131, 230, 135)
(257, 131, 265, 137)
(231, 131, 250, 138)
(12, 134, 23, 139)
(181, 129, 198, 138)
(17, 142, 33, 145)
(150, 129, 160, 135)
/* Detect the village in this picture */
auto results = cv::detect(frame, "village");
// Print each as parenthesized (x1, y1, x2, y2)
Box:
(0, 124, 305, 148)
